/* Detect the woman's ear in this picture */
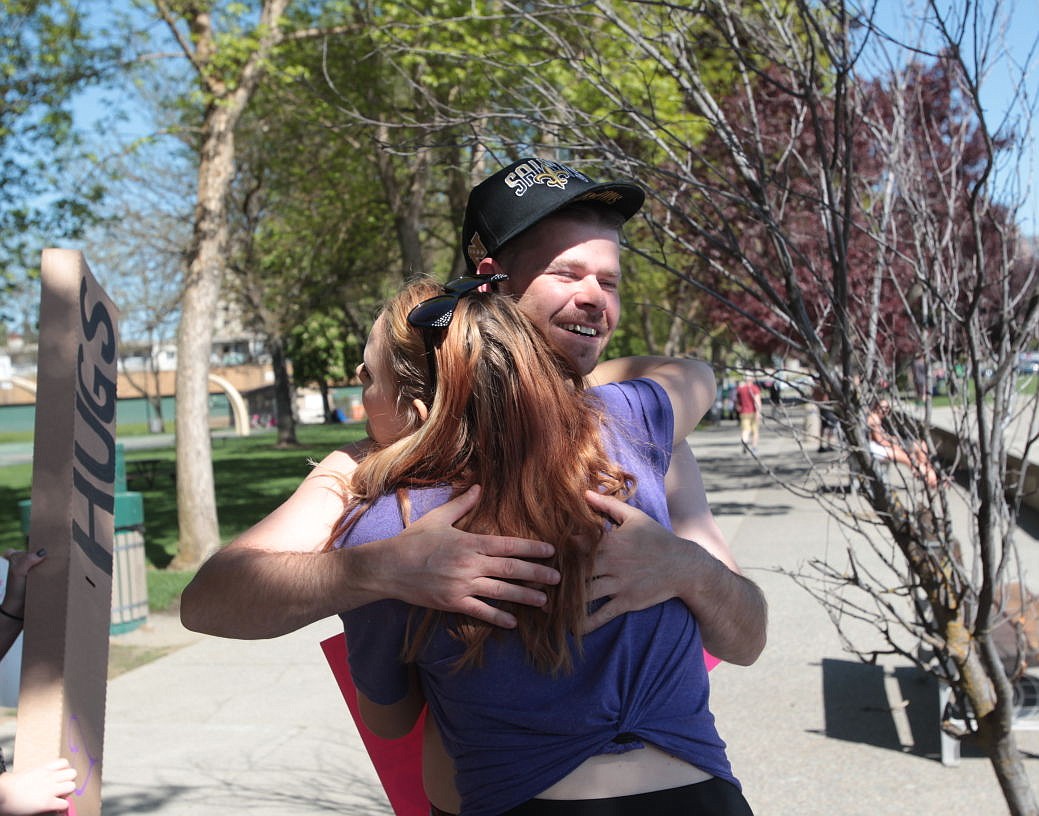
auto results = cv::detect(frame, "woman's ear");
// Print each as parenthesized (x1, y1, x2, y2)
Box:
(411, 398, 429, 424)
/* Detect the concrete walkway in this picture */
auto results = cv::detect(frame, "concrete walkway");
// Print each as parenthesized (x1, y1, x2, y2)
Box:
(7, 417, 1039, 814)
(701, 413, 1039, 815)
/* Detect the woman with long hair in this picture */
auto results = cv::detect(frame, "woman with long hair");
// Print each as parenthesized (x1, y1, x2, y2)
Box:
(332, 276, 751, 816)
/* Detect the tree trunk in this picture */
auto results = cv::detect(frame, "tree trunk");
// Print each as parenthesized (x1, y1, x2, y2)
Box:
(976, 712, 1039, 816)
(373, 130, 430, 277)
(270, 334, 298, 447)
(171, 103, 236, 568)
(318, 379, 332, 422)
(148, 354, 165, 432)
(164, 0, 291, 567)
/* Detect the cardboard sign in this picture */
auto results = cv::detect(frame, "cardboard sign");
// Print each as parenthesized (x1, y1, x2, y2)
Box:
(14, 250, 119, 816)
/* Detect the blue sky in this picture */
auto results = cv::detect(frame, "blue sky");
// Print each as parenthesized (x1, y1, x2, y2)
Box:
(864, 0, 1038, 233)
(72, 1, 1038, 233)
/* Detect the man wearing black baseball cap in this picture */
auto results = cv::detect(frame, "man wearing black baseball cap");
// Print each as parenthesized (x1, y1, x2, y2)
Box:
(461, 157, 645, 273)
(181, 156, 765, 667)
(455, 157, 766, 655)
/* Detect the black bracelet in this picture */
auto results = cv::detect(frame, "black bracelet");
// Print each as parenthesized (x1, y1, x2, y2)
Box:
(0, 607, 23, 622)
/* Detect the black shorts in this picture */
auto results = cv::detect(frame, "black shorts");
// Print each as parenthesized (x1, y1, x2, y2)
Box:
(499, 778, 753, 816)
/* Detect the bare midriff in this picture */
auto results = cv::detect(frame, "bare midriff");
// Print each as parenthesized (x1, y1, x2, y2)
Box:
(536, 744, 712, 800)
(423, 721, 711, 811)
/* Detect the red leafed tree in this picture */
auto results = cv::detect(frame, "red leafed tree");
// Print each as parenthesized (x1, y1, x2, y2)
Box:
(662, 56, 1010, 374)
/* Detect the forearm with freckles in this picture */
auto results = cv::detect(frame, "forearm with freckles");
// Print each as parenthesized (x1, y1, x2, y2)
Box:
(671, 542, 768, 666)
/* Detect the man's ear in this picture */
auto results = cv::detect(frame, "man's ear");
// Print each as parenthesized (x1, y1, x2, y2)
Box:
(476, 256, 506, 282)
(476, 256, 511, 294)
(411, 398, 429, 424)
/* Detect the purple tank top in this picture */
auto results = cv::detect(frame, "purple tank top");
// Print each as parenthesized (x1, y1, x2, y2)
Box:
(338, 379, 737, 815)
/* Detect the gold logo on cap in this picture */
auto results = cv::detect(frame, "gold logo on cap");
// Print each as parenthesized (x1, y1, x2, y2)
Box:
(533, 165, 570, 190)
(505, 159, 578, 196)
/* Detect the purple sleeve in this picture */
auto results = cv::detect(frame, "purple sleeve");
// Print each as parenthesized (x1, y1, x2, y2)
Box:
(342, 600, 413, 705)
(338, 489, 454, 706)
(592, 378, 674, 473)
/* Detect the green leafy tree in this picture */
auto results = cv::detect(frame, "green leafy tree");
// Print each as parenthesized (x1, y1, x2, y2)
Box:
(224, 82, 394, 445)
(286, 309, 362, 420)
(0, 0, 116, 301)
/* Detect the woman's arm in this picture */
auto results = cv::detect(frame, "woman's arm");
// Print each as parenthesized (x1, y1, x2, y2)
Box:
(587, 356, 717, 443)
(356, 667, 426, 739)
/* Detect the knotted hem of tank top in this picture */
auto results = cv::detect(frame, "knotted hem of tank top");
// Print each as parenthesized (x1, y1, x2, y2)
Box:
(599, 731, 645, 755)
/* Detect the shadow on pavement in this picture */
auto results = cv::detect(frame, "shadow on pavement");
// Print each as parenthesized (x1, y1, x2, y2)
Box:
(813, 658, 961, 762)
(812, 658, 1031, 763)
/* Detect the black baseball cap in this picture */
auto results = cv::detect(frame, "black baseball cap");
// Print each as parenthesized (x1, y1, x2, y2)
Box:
(461, 157, 645, 272)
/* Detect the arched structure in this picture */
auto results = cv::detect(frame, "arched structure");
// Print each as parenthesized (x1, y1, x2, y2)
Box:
(207, 373, 251, 437)
(9, 376, 37, 396)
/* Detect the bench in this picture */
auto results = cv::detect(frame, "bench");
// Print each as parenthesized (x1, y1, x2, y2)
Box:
(126, 458, 175, 489)
(923, 581, 1039, 765)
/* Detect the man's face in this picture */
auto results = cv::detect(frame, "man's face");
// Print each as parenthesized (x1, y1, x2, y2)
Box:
(495, 216, 622, 376)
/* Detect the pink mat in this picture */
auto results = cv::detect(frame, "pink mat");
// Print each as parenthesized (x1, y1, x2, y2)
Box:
(320, 634, 429, 816)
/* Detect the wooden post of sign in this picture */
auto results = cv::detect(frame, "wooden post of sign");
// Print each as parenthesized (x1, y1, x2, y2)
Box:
(14, 250, 119, 816)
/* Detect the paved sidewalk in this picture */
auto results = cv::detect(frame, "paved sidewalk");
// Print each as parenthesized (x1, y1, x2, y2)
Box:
(700, 416, 1039, 815)
(9, 417, 1039, 814)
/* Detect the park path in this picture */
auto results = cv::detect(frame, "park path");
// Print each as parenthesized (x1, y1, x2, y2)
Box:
(3, 415, 1038, 814)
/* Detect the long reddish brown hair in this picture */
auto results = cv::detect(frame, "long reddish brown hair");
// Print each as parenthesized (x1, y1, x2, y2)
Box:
(331, 278, 633, 674)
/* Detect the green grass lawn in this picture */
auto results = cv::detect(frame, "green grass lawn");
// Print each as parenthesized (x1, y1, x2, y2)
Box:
(0, 423, 368, 610)
(0, 421, 160, 445)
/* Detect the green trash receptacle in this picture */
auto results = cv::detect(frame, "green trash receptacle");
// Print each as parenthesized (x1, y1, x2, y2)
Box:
(17, 443, 149, 635)
(110, 490, 148, 635)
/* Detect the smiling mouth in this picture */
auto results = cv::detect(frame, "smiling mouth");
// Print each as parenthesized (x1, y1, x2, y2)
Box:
(561, 323, 599, 337)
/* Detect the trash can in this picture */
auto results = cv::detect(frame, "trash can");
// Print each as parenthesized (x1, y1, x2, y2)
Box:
(17, 443, 149, 635)
(110, 490, 148, 635)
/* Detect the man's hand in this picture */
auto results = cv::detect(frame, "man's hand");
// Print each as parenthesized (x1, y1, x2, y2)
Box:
(580, 491, 688, 633)
(363, 485, 561, 629)
(581, 490, 766, 665)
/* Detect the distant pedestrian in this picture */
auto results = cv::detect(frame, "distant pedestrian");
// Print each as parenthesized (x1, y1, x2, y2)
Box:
(735, 374, 762, 454)
(912, 357, 927, 403)
(768, 378, 781, 408)
(814, 386, 838, 452)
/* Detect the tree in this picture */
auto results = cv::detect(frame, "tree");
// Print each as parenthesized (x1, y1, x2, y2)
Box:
(286, 309, 361, 421)
(223, 101, 392, 445)
(88, 138, 192, 434)
(150, 0, 358, 567)
(435, 0, 1039, 810)
(0, 0, 116, 302)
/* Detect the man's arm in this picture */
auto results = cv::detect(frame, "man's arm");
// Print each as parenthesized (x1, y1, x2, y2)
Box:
(180, 449, 561, 639)
(583, 469, 767, 665)
(663, 441, 767, 664)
